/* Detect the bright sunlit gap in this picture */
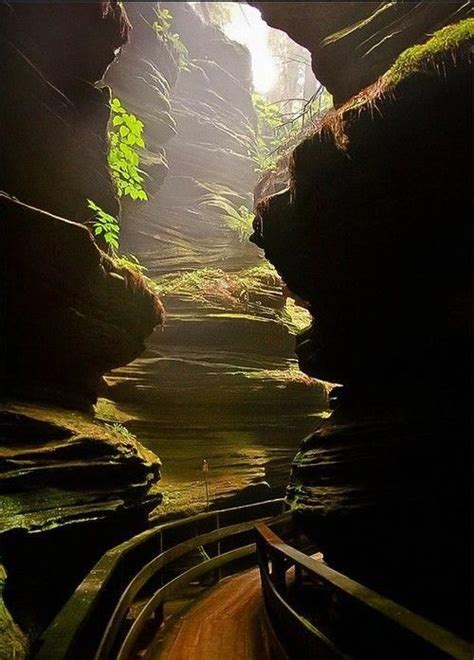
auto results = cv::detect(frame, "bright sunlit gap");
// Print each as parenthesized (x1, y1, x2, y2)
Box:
(188, 2, 279, 94)
(221, 4, 277, 94)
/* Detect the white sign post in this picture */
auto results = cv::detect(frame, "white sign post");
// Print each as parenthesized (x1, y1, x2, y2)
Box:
(202, 459, 209, 512)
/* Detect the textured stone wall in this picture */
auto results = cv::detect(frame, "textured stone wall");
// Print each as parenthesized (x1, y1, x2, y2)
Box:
(1, 194, 163, 409)
(107, 1, 258, 274)
(0, 1, 130, 221)
(252, 15, 472, 640)
(251, 2, 470, 104)
(0, 4, 164, 650)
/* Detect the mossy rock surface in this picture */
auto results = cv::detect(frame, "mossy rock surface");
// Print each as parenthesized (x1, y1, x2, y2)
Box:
(0, 400, 162, 642)
(0, 400, 161, 536)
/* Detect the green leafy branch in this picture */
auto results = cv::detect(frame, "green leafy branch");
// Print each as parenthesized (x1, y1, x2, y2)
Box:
(87, 200, 148, 277)
(87, 199, 120, 251)
(109, 97, 148, 201)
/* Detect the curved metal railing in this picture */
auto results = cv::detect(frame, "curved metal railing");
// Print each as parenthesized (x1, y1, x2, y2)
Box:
(255, 523, 471, 660)
(34, 498, 289, 660)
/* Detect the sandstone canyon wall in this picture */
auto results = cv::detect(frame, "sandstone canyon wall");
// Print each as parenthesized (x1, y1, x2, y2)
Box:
(251, 4, 472, 643)
(0, 2, 163, 651)
(101, 2, 328, 513)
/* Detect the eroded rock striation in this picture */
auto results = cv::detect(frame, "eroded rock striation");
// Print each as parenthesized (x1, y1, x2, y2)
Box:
(253, 18, 472, 639)
(251, 2, 470, 105)
(107, 1, 258, 273)
(0, 0, 130, 221)
(100, 3, 328, 513)
(0, 2, 164, 650)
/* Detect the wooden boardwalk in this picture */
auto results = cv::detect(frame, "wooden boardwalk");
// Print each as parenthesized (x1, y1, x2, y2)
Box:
(150, 568, 285, 660)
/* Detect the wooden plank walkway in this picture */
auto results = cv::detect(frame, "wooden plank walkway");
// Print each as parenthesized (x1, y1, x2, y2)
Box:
(150, 568, 286, 660)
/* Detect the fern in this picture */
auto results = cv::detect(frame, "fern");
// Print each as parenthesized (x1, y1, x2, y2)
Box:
(112, 253, 148, 275)
(200, 193, 255, 241)
(105, 422, 137, 441)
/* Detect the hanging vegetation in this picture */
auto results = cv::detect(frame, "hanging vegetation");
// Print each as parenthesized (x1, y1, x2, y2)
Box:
(249, 90, 332, 173)
(108, 97, 148, 202)
(87, 199, 120, 250)
(88, 98, 148, 259)
(152, 7, 190, 72)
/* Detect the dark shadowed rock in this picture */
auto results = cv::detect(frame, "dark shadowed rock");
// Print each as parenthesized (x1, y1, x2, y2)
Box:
(253, 29, 472, 393)
(253, 21, 472, 640)
(0, 194, 163, 408)
(0, 566, 28, 660)
(251, 2, 470, 104)
(0, 0, 131, 221)
(0, 1, 164, 650)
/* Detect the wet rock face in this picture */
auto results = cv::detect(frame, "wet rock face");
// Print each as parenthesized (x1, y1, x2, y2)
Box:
(0, 195, 163, 409)
(0, 402, 161, 640)
(253, 21, 472, 639)
(0, 406, 161, 537)
(251, 2, 470, 104)
(108, 1, 258, 273)
(0, 0, 129, 221)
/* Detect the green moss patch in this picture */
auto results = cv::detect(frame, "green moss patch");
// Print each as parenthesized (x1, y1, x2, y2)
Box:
(301, 18, 474, 152)
(386, 18, 474, 87)
(154, 263, 280, 305)
(154, 263, 312, 335)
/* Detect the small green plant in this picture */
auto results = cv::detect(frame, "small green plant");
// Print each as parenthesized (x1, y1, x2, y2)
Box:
(105, 422, 137, 441)
(109, 97, 148, 201)
(87, 199, 120, 250)
(152, 7, 172, 34)
(112, 253, 148, 275)
(201, 193, 255, 241)
(153, 8, 190, 71)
